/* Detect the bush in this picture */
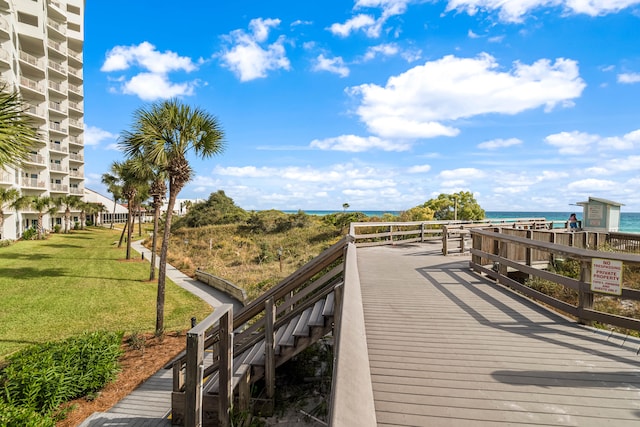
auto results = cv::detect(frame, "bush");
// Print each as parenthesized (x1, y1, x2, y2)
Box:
(0, 401, 55, 427)
(53, 224, 61, 233)
(21, 228, 36, 240)
(0, 331, 124, 415)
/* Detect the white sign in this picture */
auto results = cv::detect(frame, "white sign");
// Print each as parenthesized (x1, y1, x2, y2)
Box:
(591, 258, 623, 295)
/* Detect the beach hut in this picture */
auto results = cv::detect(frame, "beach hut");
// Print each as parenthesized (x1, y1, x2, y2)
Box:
(576, 197, 623, 232)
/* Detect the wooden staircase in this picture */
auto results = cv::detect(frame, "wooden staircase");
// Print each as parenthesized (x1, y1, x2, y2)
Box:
(171, 237, 349, 426)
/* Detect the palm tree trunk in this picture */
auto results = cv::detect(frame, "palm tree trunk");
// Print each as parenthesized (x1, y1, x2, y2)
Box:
(149, 198, 160, 281)
(156, 185, 179, 335)
(126, 200, 134, 259)
(118, 217, 127, 247)
(138, 205, 142, 237)
(111, 200, 117, 229)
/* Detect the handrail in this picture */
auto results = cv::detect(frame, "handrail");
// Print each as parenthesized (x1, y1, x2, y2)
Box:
(329, 242, 377, 426)
(469, 228, 640, 331)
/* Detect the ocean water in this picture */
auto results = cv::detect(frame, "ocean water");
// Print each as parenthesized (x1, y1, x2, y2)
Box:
(283, 210, 640, 233)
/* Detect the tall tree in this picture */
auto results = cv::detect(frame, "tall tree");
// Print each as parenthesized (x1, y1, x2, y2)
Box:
(55, 194, 81, 233)
(0, 187, 20, 239)
(108, 160, 144, 260)
(0, 84, 40, 169)
(120, 99, 225, 335)
(423, 191, 485, 221)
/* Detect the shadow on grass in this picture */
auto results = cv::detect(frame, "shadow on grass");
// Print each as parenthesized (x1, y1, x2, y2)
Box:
(0, 267, 68, 279)
(0, 253, 52, 260)
(42, 243, 83, 248)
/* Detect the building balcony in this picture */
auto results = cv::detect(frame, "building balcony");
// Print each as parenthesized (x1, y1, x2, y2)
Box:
(49, 163, 68, 173)
(24, 153, 46, 166)
(48, 59, 67, 77)
(48, 80, 66, 95)
(69, 135, 83, 146)
(0, 48, 10, 67)
(68, 66, 82, 79)
(68, 83, 82, 95)
(19, 76, 45, 96)
(21, 178, 46, 189)
(50, 143, 68, 153)
(68, 100, 82, 113)
(0, 171, 15, 185)
(68, 49, 82, 63)
(69, 152, 83, 162)
(68, 118, 82, 130)
(49, 122, 68, 134)
(50, 183, 68, 193)
(0, 16, 9, 39)
(48, 100, 67, 114)
(69, 170, 83, 178)
(25, 104, 46, 121)
(69, 187, 83, 195)
(47, 18, 66, 36)
(48, 40, 67, 56)
(19, 51, 44, 72)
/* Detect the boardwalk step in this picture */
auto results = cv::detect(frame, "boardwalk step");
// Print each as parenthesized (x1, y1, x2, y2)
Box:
(274, 324, 287, 355)
(293, 307, 313, 337)
(322, 292, 335, 317)
(278, 314, 301, 347)
(308, 298, 326, 327)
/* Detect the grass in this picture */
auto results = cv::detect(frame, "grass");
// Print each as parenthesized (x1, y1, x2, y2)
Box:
(0, 227, 212, 360)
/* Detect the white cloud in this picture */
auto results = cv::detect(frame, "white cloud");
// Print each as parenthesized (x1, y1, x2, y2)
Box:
(329, 14, 376, 37)
(567, 178, 618, 191)
(122, 73, 196, 101)
(84, 125, 117, 147)
(312, 55, 350, 77)
(444, 0, 640, 23)
(408, 164, 431, 173)
(362, 43, 400, 61)
(100, 42, 198, 100)
(468, 29, 481, 38)
(438, 168, 486, 180)
(545, 129, 640, 154)
(349, 53, 585, 139)
(618, 72, 640, 83)
(220, 18, 291, 82)
(310, 134, 411, 152)
(478, 137, 523, 150)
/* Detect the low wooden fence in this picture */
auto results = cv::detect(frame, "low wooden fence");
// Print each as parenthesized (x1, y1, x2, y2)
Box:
(469, 228, 640, 332)
(195, 270, 248, 305)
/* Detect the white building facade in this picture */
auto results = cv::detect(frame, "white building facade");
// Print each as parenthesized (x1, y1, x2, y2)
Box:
(0, 0, 84, 240)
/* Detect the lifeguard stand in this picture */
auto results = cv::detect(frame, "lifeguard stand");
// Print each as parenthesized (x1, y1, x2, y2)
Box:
(575, 197, 623, 232)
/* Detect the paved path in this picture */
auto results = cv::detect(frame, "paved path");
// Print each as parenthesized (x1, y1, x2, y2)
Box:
(357, 244, 640, 427)
(79, 241, 243, 427)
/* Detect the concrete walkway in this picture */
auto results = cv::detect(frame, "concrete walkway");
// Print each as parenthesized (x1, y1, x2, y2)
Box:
(79, 241, 243, 427)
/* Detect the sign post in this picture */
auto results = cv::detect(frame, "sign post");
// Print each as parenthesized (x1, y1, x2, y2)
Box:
(590, 258, 623, 296)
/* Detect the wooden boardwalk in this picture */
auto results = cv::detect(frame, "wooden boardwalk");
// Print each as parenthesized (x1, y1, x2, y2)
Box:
(357, 243, 640, 427)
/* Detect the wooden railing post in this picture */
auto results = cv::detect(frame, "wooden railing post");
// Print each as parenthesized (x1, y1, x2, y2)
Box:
(578, 260, 594, 326)
(525, 230, 533, 267)
(218, 309, 233, 427)
(442, 225, 449, 256)
(264, 297, 276, 415)
(185, 329, 204, 427)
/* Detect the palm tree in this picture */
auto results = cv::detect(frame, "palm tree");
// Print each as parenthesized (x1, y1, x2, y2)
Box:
(108, 160, 144, 260)
(0, 83, 40, 169)
(101, 172, 123, 229)
(0, 187, 20, 239)
(55, 194, 81, 233)
(23, 196, 56, 239)
(120, 98, 225, 335)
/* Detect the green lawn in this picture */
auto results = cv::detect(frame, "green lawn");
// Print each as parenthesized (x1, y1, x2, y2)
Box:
(0, 227, 212, 360)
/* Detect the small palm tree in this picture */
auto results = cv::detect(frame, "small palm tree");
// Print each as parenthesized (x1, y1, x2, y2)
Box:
(109, 160, 146, 260)
(101, 171, 123, 229)
(0, 84, 40, 169)
(120, 98, 225, 335)
(0, 187, 20, 239)
(23, 196, 56, 239)
(55, 194, 81, 233)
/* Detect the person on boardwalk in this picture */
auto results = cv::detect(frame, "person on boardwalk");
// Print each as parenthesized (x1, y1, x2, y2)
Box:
(568, 213, 578, 231)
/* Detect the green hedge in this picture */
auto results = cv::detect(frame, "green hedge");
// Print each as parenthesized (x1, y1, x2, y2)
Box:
(0, 401, 55, 427)
(0, 331, 124, 416)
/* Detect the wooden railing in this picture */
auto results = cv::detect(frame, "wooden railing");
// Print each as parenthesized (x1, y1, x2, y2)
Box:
(172, 237, 350, 424)
(469, 228, 640, 332)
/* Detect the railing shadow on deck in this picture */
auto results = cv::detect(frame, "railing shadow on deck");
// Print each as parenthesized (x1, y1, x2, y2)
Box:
(416, 259, 640, 365)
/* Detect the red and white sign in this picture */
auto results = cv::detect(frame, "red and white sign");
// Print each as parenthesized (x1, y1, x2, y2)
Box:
(591, 258, 623, 296)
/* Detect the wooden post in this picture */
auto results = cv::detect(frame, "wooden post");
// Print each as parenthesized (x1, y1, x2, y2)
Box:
(389, 225, 394, 245)
(264, 297, 276, 415)
(498, 239, 508, 283)
(237, 364, 251, 413)
(442, 225, 448, 256)
(185, 330, 204, 427)
(471, 231, 481, 272)
(218, 310, 233, 427)
(578, 260, 594, 326)
(460, 230, 466, 254)
(525, 230, 533, 267)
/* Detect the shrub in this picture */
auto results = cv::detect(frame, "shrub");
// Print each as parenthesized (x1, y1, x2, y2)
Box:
(0, 401, 55, 427)
(21, 228, 37, 240)
(53, 224, 61, 233)
(0, 331, 124, 415)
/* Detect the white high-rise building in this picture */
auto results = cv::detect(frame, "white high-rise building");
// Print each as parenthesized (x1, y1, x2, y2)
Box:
(0, 0, 84, 240)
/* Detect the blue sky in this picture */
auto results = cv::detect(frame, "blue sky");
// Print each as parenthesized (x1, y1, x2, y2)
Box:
(83, 0, 640, 213)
